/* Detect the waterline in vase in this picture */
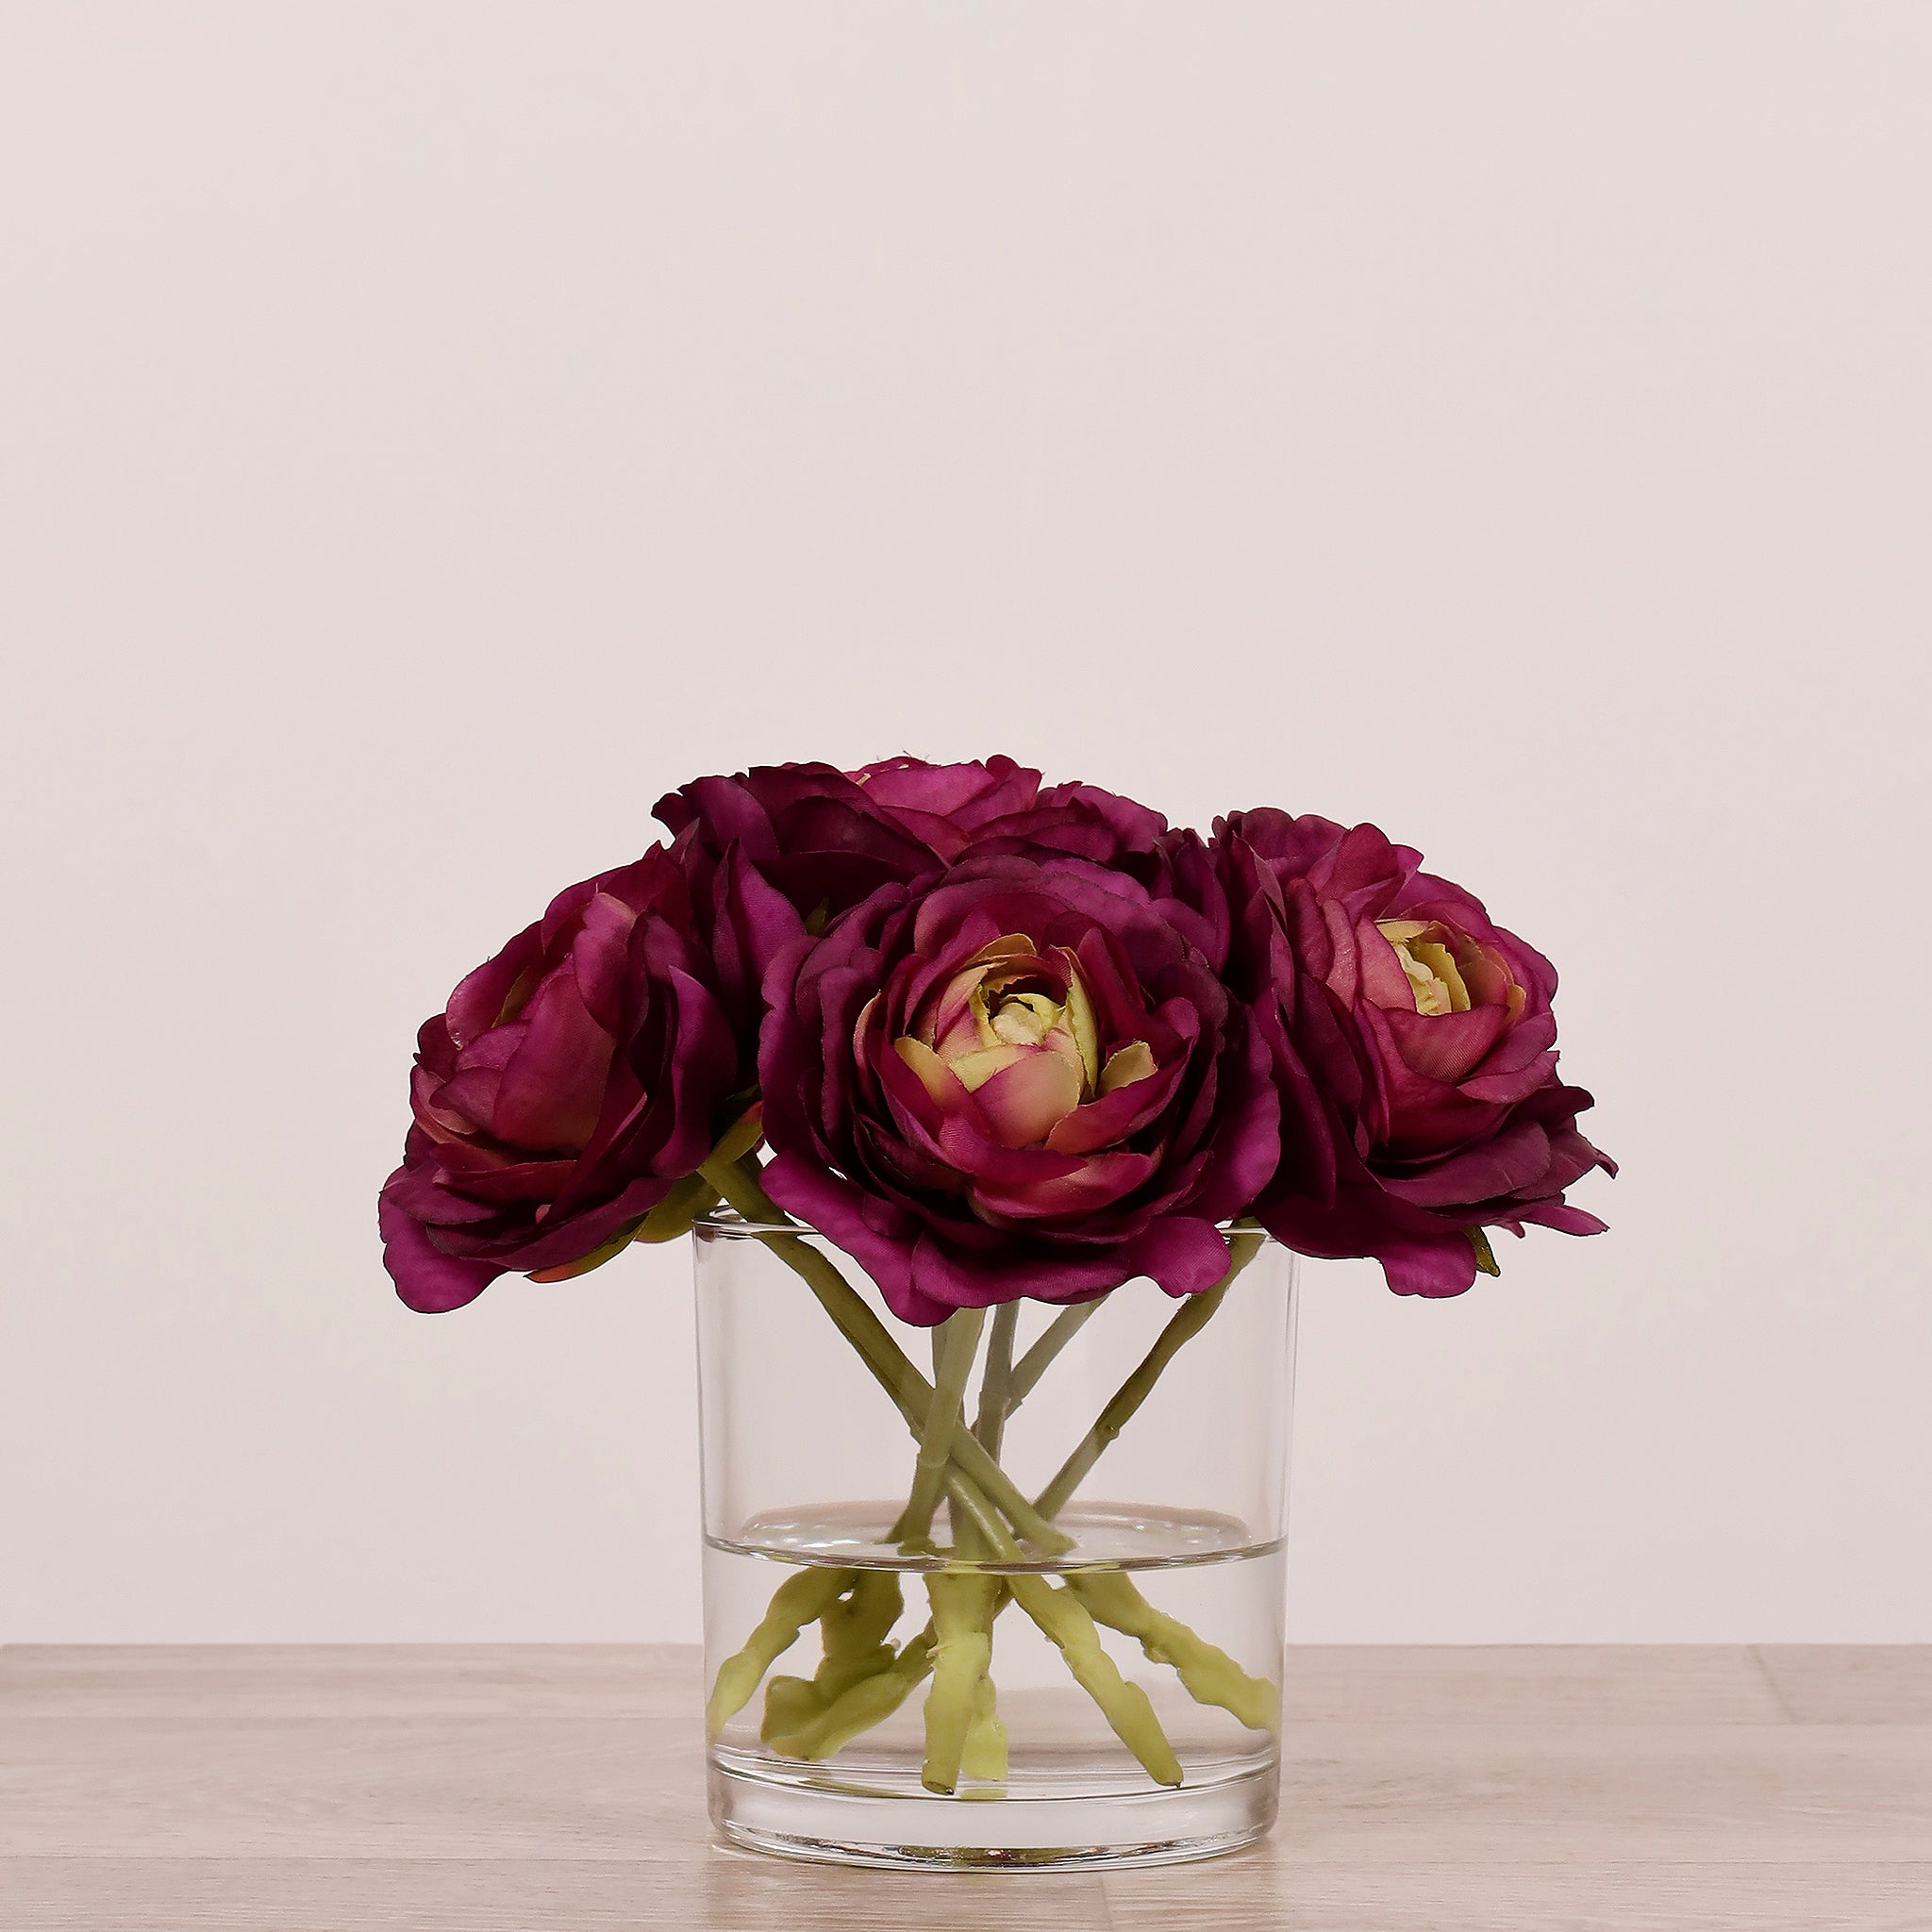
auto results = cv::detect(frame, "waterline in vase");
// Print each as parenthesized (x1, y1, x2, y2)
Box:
(710, 1498, 1281, 1572)
(703, 1503, 1284, 1867)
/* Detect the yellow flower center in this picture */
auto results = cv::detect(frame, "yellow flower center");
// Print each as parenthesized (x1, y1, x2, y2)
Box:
(1374, 918, 1473, 1017)
(1374, 917, 1527, 1023)
(891, 934, 1156, 1146)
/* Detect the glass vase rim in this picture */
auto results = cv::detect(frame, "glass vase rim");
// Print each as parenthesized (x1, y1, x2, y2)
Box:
(692, 1208, 1283, 1246)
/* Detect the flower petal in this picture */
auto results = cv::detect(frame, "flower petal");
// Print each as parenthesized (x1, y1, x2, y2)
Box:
(971, 1049, 1084, 1149)
(491, 966, 615, 1151)
(379, 1178, 504, 1312)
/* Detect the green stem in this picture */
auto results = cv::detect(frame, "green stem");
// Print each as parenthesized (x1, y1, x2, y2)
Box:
(766, 1626, 937, 1760)
(698, 1155, 1070, 1556)
(892, 1308, 986, 1548)
(964, 1503, 1182, 1788)
(972, 1303, 1020, 1457)
(937, 1451, 1009, 1785)
(1068, 1570, 1278, 1735)
(942, 1470, 1011, 1551)
(1033, 1228, 1265, 1523)
(1006, 1300, 1103, 1410)
(704, 1563, 855, 1741)
(946, 1374, 1011, 1787)
(758, 1569, 906, 1744)
(921, 1569, 998, 1792)
(960, 1671, 1008, 1782)
(958, 1233, 1282, 1761)
(823, 1571, 906, 1690)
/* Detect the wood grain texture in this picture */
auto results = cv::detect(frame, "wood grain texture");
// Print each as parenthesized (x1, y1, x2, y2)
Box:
(1756, 1646, 1932, 1724)
(0, 1858, 1111, 1932)
(0, 1645, 708, 1862)
(3, 1644, 1927, 1931)
(1264, 1722, 1932, 1863)
(1278, 1643, 1789, 1724)
(1102, 1858, 1932, 1932)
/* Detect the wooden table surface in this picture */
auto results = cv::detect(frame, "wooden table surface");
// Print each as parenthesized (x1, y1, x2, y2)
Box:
(2, 1645, 1927, 1930)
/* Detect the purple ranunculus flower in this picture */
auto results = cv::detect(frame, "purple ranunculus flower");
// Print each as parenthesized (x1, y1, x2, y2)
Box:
(654, 756, 1204, 1030)
(758, 849, 1280, 1325)
(378, 846, 741, 1313)
(1216, 810, 1615, 1297)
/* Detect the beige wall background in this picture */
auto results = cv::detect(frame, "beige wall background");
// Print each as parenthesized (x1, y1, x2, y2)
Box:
(4, 4, 1927, 1643)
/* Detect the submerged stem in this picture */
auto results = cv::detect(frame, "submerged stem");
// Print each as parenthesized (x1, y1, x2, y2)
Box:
(962, 1502, 1182, 1787)
(765, 1626, 937, 1760)
(941, 1437, 1009, 1785)
(960, 1671, 1008, 1782)
(757, 1566, 906, 1747)
(704, 1563, 855, 1741)
(921, 1569, 998, 1792)
(1068, 1570, 1278, 1735)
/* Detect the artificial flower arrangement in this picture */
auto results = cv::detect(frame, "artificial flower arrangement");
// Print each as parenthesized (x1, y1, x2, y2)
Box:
(381, 757, 1611, 1813)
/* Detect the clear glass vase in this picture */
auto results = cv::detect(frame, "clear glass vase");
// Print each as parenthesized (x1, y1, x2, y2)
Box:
(692, 1211, 1298, 1871)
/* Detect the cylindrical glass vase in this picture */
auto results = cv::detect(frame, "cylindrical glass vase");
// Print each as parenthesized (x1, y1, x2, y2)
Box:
(693, 1212, 1298, 1871)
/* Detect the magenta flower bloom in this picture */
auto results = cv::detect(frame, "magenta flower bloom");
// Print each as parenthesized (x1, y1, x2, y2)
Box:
(1216, 810, 1614, 1297)
(656, 756, 1174, 905)
(378, 847, 741, 1312)
(758, 851, 1279, 1325)
(655, 755, 1191, 1042)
